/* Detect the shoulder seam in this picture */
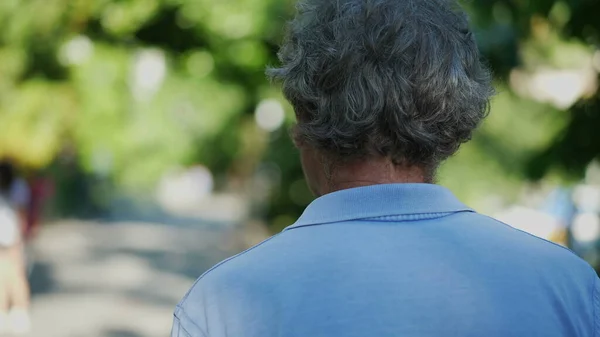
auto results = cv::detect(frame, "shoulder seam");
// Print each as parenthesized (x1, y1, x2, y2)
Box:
(179, 232, 283, 304)
(175, 307, 208, 337)
(480, 214, 581, 258)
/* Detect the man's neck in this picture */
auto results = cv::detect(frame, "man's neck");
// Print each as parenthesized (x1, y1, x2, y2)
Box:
(318, 157, 428, 196)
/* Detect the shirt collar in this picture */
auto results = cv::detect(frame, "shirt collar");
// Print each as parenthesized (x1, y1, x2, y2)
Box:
(286, 183, 473, 230)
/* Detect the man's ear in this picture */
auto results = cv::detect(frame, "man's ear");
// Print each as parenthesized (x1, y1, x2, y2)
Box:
(288, 124, 304, 149)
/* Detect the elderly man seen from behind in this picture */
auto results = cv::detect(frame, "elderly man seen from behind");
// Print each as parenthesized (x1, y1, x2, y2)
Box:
(172, 0, 600, 336)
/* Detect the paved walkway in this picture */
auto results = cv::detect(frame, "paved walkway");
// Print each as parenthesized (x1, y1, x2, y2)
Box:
(24, 219, 264, 337)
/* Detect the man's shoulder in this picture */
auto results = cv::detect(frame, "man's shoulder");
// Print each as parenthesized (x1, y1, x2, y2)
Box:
(174, 231, 302, 336)
(179, 231, 292, 305)
(472, 213, 594, 275)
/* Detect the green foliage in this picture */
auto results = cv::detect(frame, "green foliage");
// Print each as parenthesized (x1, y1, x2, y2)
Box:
(0, 0, 288, 189)
(0, 0, 599, 225)
(439, 0, 600, 212)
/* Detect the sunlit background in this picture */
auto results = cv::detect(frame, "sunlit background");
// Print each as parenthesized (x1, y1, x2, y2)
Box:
(1, 0, 600, 336)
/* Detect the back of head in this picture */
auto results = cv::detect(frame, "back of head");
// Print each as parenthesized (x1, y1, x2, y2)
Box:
(269, 0, 494, 178)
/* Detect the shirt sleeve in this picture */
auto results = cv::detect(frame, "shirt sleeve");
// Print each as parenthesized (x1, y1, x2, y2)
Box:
(171, 316, 191, 337)
(594, 276, 600, 337)
(172, 307, 208, 337)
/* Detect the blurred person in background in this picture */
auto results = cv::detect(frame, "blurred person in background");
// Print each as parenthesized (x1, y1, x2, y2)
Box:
(24, 169, 52, 242)
(19, 169, 52, 277)
(0, 160, 31, 335)
(172, 0, 600, 336)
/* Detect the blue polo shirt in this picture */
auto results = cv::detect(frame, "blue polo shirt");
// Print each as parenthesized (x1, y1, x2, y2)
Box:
(172, 184, 600, 337)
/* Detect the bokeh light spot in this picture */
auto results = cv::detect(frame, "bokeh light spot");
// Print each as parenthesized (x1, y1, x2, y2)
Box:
(255, 99, 285, 132)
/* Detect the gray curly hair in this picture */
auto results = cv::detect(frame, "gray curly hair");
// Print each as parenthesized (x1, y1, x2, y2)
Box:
(268, 0, 494, 176)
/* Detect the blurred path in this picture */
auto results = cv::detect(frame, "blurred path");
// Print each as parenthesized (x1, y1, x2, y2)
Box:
(24, 219, 252, 337)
